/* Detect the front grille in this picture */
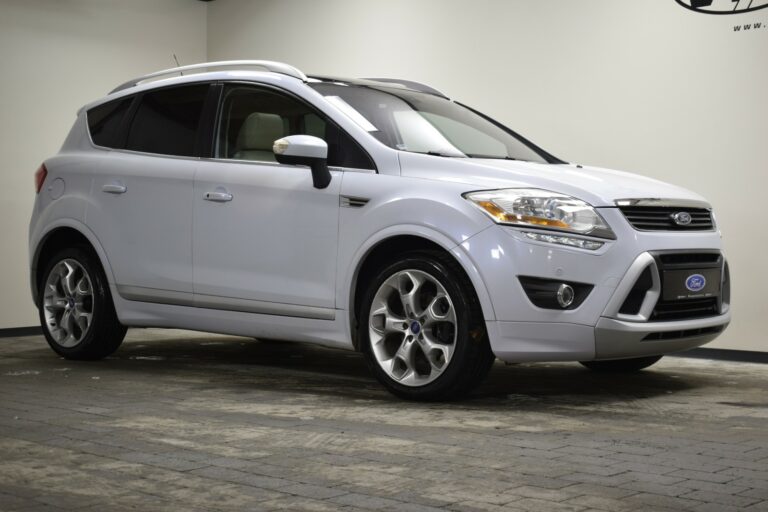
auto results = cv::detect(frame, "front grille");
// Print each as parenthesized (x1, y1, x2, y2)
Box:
(648, 251, 723, 322)
(651, 297, 719, 321)
(658, 253, 720, 266)
(619, 206, 714, 231)
(643, 325, 723, 341)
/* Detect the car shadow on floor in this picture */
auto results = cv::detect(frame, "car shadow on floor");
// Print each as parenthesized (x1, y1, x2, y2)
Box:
(13, 333, 712, 407)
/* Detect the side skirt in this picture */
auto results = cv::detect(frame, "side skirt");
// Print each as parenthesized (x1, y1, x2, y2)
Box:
(111, 285, 353, 351)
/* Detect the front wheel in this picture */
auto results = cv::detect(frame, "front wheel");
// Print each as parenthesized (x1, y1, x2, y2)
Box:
(359, 251, 494, 401)
(39, 247, 126, 360)
(579, 355, 663, 372)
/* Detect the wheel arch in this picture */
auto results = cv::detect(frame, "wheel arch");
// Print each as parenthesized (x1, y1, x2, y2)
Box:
(345, 226, 496, 350)
(31, 220, 114, 305)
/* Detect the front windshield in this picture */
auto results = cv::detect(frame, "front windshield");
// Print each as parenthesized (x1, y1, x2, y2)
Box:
(310, 82, 554, 163)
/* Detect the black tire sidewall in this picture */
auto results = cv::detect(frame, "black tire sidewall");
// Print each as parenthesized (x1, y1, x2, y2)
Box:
(359, 253, 483, 400)
(38, 247, 117, 360)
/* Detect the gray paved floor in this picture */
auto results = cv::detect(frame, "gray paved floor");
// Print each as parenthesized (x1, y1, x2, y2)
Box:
(0, 329, 766, 512)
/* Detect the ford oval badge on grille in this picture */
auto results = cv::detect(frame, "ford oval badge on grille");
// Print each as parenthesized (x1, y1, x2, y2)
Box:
(672, 212, 692, 226)
(685, 274, 706, 292)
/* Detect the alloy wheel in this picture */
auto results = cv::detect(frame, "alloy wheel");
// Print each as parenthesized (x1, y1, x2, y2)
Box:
(42, 259, 94, 347)
(368, 269, 457, 386)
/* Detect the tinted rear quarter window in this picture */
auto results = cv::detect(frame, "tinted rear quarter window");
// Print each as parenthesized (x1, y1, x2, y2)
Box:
(126, 84, 209, 157)
(87, 98, 131, 148)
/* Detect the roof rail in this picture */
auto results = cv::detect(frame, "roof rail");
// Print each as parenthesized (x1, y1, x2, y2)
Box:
(362, 78, 448, 99)
(110, 60, 307, 94)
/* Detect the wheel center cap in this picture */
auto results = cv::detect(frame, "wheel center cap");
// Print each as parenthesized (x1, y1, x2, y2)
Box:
(67, 297, 75, 309)
(410, 321, 421, 334)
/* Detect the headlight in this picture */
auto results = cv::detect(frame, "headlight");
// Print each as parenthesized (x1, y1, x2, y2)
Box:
(464, 189, 615, 240)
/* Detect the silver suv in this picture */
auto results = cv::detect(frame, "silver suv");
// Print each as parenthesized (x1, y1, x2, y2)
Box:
(29, 61, 730, 400)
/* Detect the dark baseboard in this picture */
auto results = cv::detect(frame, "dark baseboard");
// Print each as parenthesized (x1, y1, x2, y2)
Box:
(0, 326, 43, 338)
(673, 347, 768, 364)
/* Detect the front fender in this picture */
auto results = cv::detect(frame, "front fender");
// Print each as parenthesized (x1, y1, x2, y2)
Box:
(336, 172, 499, 348)
(341, 224, 497, 324)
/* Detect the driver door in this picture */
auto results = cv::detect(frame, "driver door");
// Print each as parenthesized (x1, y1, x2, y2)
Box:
(192, 84, 346, 317)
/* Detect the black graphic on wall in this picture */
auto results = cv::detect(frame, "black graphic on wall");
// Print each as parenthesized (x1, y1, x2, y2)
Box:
(675, 0, 768, 14)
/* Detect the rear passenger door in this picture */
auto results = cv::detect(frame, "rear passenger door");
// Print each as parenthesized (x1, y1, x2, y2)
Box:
(86, 84, 212, 304)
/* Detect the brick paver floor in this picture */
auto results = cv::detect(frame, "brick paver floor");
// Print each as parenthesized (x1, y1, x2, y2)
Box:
(1, 329, 766, 511)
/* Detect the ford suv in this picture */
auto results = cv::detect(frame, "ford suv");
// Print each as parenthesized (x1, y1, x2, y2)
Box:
(29, 60, 731, 400)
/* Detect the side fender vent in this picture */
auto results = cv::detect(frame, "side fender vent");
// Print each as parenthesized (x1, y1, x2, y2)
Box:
(340, 196, 369, 208)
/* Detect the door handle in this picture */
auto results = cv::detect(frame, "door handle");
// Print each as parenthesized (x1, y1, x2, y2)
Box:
(203, 190, 233, 203)
(102, 182, 127, 194)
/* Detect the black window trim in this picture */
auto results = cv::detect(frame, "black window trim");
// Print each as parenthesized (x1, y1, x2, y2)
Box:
(208, 80, 378, 172)
(113, 94, 141, 150)
(197, 83, 223, 158)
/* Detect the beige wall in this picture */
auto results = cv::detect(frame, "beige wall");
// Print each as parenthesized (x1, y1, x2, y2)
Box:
(208, 0, 765, 352)
(0, 0, 207, 329)
(0, 0, 764, 353)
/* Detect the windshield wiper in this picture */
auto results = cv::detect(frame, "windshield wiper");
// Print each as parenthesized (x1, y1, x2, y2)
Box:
(409, 150, 465, 158)
(464, 153, 519, 161)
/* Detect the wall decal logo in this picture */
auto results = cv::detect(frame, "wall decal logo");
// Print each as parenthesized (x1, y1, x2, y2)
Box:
(675, 0, 768, 15)
(685, 274, 707, 293)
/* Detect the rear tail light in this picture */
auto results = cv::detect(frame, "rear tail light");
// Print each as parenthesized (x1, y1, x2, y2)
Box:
(34, 163, 48, 194)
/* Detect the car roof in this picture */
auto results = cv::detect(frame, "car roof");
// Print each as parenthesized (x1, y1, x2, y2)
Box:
(308, 76, 448, 99)
(81, 61, 449, 114)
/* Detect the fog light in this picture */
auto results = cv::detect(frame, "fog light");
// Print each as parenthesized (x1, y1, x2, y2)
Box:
(518, 276, 593, 310)
(557, 283, 575, 308)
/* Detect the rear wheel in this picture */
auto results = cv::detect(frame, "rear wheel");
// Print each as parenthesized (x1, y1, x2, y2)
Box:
(39, 247, 126, 360)
(579, 355, 662, 372)
(359, 251, 494, 401)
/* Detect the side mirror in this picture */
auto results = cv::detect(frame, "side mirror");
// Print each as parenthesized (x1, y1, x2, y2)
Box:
(273, 135, 332, 189)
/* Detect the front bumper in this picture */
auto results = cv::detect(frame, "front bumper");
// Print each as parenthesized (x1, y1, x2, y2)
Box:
(594, 313, 729, 360)
(462, 208, 730, 362)
(487, 312, 730, 362)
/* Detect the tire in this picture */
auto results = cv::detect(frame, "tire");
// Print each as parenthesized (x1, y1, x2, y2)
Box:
(358, 250, 494, 401)
(38, 247, 126, 360)
(579, 355, 663, 372)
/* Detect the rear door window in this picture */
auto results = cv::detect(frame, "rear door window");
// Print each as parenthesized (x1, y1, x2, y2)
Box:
(126, 84, 209, 157)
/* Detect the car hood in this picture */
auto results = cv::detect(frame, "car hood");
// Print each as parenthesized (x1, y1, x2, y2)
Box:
(398, 152, 708, 207)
